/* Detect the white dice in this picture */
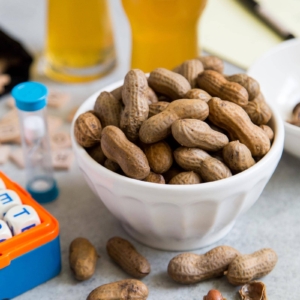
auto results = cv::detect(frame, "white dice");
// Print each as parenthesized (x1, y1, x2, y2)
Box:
(0, 178, 6, 189)
(0, 220, 12, 242)
(4, 205, 41, 236)
(0, 189, 22, 218)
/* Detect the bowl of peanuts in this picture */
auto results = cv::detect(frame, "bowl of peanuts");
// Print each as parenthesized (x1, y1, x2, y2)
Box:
(248, 38, 300, 159)
(71, 56, 284, 251)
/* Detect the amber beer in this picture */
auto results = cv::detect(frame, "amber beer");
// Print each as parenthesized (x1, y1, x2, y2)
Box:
(45, 0, 116, 83)
(122, 0, 207, 73)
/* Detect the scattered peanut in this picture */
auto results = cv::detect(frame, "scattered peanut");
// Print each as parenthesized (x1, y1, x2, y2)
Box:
(148, 68, 191, 100)
(197, 70, 248, 106)
(169, 171, 201, 185)
(101, 126, 150, 179)
(106, 237, 151, 278)
(171, 119, 229, 151)
(223, 141, 255, 173)
(239, 281, 267, 300)
(87, 279, 149, 300)
(74, 111, 102, 148)
(208, 98, 270, 156)
(69, 237, 99, 281)
(225, 248, 278, 286)
(168, 245, 240, 284)
(203, 289, 226, 300)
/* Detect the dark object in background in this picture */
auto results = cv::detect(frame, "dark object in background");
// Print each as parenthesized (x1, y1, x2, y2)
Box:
(0, 28, 33, 96)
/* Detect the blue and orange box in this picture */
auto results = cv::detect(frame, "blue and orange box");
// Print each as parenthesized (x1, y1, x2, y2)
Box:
(0, 172, 61, 299)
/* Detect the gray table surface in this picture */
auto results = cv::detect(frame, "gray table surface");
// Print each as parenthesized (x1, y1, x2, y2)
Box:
(1, 1, 299, 299)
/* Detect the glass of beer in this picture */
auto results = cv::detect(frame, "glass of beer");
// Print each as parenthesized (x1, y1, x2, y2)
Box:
(122, 0, 207, 73)
(44, 0, 116, 83)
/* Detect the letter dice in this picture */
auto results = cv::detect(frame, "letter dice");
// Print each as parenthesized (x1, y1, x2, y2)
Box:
(4, 205, 41, 236)
(0, 189, 22, 217)
(0, 178, 6, 189)
(0, 220, 12, 242)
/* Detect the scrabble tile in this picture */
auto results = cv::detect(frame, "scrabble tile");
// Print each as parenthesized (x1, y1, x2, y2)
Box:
(0, 121, 20, 143)
(9, 148, 25, 169)
(66, 106, 79, 123)
(0, 178, 6, 189)
(50, 131, 72, 149)
(0, 145, 10, 164)
(48, 90, 70, 108)
(4, 205, 41, 236)
(0, 189, 22, 218)
(52, 149, 74, 170)
(0, 220, 12, 242)
(47, 115, 63, 133)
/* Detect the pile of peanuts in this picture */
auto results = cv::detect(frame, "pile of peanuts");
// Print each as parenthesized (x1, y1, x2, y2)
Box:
(69, 236, 276, 300)
(74, 55, 273, 184)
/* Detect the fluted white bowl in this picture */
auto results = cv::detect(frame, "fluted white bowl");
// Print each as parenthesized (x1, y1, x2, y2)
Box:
(71, 80, 284, 251)
(248, 38, 300, 159)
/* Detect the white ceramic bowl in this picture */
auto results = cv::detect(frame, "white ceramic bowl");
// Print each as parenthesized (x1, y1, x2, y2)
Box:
(71, 80, 284, 251)
(248, 38, 300, 159)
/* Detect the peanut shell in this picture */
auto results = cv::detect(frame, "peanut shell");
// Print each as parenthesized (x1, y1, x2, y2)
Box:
(178, 59, 204, 88)
(185, 88, 212, 102)
(169, 171, 201, 185)
(198, 56, 224, 73)
(143, 172, 165, 184)
(149, 101, 169, 118)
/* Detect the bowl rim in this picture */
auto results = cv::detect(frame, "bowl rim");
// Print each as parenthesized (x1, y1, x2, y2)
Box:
(71, 79, 285, 192)
(247, 37, 300, 135)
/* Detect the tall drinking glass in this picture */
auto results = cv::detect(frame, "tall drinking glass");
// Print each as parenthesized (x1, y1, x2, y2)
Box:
(122, 0, 207, 73)
(45, 0, 116, 83)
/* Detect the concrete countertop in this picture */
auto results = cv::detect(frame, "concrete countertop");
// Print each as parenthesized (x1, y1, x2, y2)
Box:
(0, 1, 299, 299)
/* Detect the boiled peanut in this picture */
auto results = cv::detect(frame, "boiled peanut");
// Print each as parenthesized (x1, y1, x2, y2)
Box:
(87, 279, 149, 300)
(74, 111, 102, 148)
(104, 159, 120, 173)
(94, 91, 122, 128)
(169, 171, 201, 185)
(243, 93, 272, 125)
(260, 125, 274, 141)
(69, 237, 99, 281)
(120, 69, 149, 141)
(149, 101, 169, 117)
(203, 290, 225, 300)
(139, 99, 209, 144)
(87, 143, 106, 165)
(144, 141, 173, 174)
(174, 147, 232, 182)
(168, 245, 240, 284)
(239, 281, 267, 300)
(208, 98, 270, 156)
(223, 141, 255, 173)
(226, 74, 260, 101)
(198, 55, 224, 73)
(171, 119, 229, 151)
(106, 237, 151, 278)
(185, 88, 212, 102)
(197, 70, 248, 106)
(177, 59, 204, 88)
(148, 68, 191, 100)
(143, 172, 165, 184)
(225, 248, 278, 286)
(101, 126, 150, 180)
